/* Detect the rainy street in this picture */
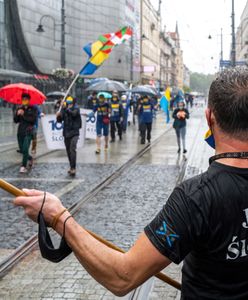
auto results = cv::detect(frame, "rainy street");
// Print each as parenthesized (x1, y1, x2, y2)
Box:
(0, 0, 247, 299)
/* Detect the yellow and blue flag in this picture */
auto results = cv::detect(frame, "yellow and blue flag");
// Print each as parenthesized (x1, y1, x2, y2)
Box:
(80, 27, 132, 75)
(160, 87, 171, 123)
(204, 129, 215, 149)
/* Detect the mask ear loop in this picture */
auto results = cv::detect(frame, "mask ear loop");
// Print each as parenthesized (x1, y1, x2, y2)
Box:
(40, 192, 46, 213)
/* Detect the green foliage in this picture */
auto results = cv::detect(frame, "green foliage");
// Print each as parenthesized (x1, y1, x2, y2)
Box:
(183, 85, 191, 93)
(190, 73, 216, 94)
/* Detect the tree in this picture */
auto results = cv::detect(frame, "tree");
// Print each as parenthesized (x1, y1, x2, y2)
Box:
(190, 73, 216, 95)
(183, 85, 191, 93)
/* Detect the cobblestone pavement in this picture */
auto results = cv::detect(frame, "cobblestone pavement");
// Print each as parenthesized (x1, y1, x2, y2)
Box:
(0, 107, 212, 299)
(0, 164, 118, 251)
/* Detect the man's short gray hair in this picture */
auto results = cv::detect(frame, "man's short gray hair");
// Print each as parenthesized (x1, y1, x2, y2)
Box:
(208, 67, 248, 141)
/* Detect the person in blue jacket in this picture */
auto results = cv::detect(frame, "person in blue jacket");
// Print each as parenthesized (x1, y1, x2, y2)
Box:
(138, 95, 154, 144)
(110, 92, 123, 142)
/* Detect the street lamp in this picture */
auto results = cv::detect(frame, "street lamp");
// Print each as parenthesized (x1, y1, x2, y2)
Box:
(208, 29, 224, 70)
(36, 0, 66, 68)
(36, 15, 57, 46)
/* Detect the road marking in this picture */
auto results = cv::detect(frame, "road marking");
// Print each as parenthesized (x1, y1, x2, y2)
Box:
(55, 180, 83, 198)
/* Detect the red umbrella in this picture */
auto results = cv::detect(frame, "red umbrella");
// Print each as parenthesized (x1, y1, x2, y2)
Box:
(0, 83, 46, 105)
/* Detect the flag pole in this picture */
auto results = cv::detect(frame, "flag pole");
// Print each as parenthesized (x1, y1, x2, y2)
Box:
(0, 178, 181, 290)
(58, 73, 81, 113)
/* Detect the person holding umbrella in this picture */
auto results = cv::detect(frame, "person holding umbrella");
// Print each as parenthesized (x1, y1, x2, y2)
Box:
(110, 91, 124, 142)
(14, 93, 38, 173)
(56, 96, 82, 176)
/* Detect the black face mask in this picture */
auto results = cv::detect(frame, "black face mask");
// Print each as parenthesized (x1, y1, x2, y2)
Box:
(38, 194, 72, 263)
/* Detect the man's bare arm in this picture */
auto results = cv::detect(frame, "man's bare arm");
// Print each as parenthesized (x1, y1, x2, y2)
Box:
(14, 189, 171, 296)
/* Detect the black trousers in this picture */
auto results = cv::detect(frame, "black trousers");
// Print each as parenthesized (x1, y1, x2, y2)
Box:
(64, 135, 79, 169)
(140, 122, 152, 142)
(110, 120, 122, 140)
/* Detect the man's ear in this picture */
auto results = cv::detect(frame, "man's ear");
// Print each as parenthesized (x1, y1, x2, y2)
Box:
(205, 108, 216, 128)
(205, 108, 211, 128)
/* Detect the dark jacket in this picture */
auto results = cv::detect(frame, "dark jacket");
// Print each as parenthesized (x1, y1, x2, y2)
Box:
(14, 105, 37, 136)
(139, 100, 154, 123)
(110, 100, 124, 122)
(87, 95, 98, 110)
(57, 105, 82, 138)
(172, 108, 189, 129)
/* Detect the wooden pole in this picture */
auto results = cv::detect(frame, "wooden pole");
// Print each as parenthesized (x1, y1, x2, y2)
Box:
(0, 178, 181, 290)
(58, 73, 80, 113)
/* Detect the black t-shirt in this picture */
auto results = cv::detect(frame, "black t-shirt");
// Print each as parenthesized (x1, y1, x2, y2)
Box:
(145, 162, 248, 300)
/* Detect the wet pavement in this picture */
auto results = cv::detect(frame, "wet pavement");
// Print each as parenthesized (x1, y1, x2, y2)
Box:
(0, 106, 214, 299)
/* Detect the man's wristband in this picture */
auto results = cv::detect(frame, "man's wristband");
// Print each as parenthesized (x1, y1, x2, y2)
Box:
(51, 208, 68, 229)
(63, 215, 73, 238)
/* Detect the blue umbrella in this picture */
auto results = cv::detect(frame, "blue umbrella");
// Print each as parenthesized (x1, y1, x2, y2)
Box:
(97, 92, 112, 99)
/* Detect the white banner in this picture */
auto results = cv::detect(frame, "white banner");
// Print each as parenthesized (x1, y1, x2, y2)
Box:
(41, 114, 86, 150)
(80, 109, 96, 140)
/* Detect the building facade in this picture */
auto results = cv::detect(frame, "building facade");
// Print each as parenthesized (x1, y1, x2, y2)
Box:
(159, 26, 180, 89)
(236, 1, 248, 62)
(183, 64, 190, 88)
(140, 0, 160, 87)
(1, 0, 188, 90)
(167, 24, 184, 89)
(2, 0, 141, 82)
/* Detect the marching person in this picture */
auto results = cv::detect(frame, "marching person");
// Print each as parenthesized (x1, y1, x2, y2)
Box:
(121, 94, 129, 133)
(92, 93, 110, 154)
(56, 96, 81, 176)
(172, 100, 190, 153)
(87, 91, 98, 110)
(14, 93, 37, 173)
(138, 95, 154, 144)
(110, 92, 123, 142)
(14, 67, 248, 299)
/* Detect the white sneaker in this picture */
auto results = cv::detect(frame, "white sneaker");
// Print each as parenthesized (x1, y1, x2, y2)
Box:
(19, 166, 28, 173)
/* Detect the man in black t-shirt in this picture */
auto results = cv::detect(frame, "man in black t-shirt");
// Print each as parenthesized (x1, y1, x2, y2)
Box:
(15, 67, 248, 299)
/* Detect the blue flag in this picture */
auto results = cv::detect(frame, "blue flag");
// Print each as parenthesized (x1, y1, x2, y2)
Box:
(160, 88, 171, 123)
